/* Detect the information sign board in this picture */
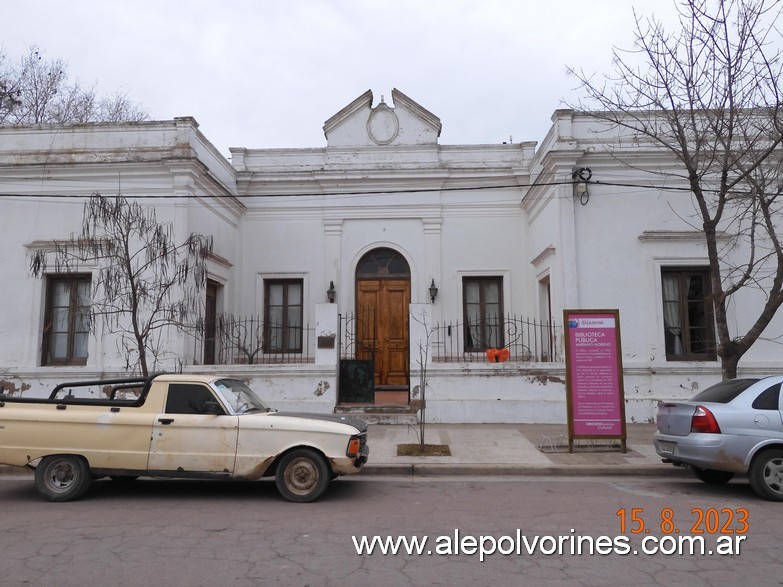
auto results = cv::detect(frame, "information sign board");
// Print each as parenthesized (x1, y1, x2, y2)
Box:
(564, 309, 627, 453)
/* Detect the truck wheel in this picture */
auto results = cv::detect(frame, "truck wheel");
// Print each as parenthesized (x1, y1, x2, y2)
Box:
(749, 449, 783, 501)
(35, 455, 92, 502)
(275, 449, 330, 503)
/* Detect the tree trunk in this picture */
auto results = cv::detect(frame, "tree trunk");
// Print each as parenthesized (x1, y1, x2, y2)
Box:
(138, 337, 149, 377)
(719, 344, 741, 380)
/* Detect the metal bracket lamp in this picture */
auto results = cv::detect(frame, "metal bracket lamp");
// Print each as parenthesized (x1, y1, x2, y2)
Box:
(326, 281, 336, 303)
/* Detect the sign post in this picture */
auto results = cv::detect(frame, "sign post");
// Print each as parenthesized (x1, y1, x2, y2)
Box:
(564, 309, 627, 453)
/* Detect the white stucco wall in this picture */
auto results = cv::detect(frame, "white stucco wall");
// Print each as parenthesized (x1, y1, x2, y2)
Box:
(0, 120, 241, 378)
(3, 103, 783, 423)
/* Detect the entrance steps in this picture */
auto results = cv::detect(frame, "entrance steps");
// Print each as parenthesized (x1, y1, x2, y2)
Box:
(335, 404, 418, 425)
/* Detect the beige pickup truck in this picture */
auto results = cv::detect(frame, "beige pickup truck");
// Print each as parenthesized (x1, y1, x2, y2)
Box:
(0, 373, 368, 502)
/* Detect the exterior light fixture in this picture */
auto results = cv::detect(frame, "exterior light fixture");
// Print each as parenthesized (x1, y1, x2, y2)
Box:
(327, 281, 336, 303)
(429, 279, 438, 303)
(572, 167, 592, 205)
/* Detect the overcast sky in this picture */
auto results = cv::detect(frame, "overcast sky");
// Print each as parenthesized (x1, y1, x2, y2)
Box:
(3, 0, 682, 157)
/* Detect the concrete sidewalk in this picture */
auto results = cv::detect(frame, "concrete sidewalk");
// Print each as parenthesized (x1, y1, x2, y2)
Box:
(362, 422, 683, 477)
(0, 423, 683, 478)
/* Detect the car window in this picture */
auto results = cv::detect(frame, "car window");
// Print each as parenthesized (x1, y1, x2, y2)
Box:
(752, 383, 781, 410)
(165, 383, 225, 415)
(690, 378, 759, 403)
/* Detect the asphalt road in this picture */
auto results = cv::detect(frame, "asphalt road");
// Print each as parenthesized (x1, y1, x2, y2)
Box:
(0, 474, 779, 586)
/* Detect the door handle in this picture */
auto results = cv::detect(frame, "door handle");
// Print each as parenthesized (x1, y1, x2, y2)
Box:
(158, 418, 174, 425)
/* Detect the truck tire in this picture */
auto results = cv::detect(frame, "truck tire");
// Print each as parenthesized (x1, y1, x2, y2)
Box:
(35, 455, 92, 502)
(275, 448, 330, 503)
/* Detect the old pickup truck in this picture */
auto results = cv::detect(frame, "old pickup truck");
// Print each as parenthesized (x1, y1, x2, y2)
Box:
(0, 373, 368, 503)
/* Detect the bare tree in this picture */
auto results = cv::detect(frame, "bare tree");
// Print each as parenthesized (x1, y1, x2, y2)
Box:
(410, 305, 435, 447)
(31, 194, 213, 376)
(0, 53, 22, 122)
(0, 46, 148, 125)
(569, 0, 783, 379)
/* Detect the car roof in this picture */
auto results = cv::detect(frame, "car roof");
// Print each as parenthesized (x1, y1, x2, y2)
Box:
(152, 373, 230, 385)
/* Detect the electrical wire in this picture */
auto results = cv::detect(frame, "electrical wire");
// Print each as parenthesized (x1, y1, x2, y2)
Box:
(0, 178, 722, 201)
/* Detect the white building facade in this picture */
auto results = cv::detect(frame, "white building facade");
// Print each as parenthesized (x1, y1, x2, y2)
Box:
(1, 90, 780, 422)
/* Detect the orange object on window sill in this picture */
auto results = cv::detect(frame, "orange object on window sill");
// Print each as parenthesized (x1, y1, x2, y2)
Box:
(486, 348, 510, 362)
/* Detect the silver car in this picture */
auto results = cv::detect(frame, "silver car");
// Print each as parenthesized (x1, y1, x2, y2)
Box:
(654, 376, 783, 501)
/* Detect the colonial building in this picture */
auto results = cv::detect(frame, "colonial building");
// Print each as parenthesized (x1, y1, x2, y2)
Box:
(1, 89, 780, 422)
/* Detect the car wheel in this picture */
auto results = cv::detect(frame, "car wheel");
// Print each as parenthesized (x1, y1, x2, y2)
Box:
(35, 455, 92, 502)
(275, 449, 330, 503)
(693, 468, 734, 484)
(749, 449, 783, 501)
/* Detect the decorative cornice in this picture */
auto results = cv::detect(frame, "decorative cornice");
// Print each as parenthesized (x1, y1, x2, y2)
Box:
(391, 88, 442, 136)
(638, 230, 728, 242)
(531, 245, 556, 267)
(24, 238, 108, 251)
(205, 250, 233, 269)
(25, 239, 60, 251)
(422, 218, 443, 234)
(322, 90, 373, 137)
(323, 219, 343, 236)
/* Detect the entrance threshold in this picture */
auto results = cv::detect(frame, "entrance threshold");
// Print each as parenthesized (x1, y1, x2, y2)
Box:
(335, 403, 417, 425)
(374, 389, 409, 405)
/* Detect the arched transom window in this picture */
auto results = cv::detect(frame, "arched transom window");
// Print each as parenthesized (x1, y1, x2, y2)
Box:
(356, 248, 410, 279)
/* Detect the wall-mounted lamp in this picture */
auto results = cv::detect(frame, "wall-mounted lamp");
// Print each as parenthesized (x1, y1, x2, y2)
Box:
(572, 167, 592, 206)
(429, 279, 438, 303)
(326, 281, 336, 303)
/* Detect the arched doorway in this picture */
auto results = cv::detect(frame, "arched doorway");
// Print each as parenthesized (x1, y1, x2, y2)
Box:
(356, 248, 411, 402)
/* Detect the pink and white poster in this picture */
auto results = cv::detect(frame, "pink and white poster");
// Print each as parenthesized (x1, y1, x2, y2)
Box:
(564, 310, 626, 449)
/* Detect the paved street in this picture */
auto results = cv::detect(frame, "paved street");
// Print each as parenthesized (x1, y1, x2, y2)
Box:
(0, 474, 779, 586)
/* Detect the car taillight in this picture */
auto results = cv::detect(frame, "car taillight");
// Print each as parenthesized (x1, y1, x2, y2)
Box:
(347, 437, 361, 457)
(691, 405, 721, 434)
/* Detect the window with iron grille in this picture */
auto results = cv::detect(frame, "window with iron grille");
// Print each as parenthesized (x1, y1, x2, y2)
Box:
(463, 276, 504, 351)
(264, 279, 303, 353)
(661, 267, 716, 360)
(203, 280, 220, 365)
(42, 274, 91, 366)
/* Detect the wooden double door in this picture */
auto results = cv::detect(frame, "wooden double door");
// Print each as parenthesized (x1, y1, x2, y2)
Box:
(356, 279, 410, 389)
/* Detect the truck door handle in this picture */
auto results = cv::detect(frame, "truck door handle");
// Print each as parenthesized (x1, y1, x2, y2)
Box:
(158, 418, 174, 425)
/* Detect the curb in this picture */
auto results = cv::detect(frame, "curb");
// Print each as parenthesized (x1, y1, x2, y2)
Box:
(361, 464, 687, 477)
(0, 466, 29, 476)
(0, 464, 686, 478)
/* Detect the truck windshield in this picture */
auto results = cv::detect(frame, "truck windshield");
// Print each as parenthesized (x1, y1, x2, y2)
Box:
(213, 379, 272, 414)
